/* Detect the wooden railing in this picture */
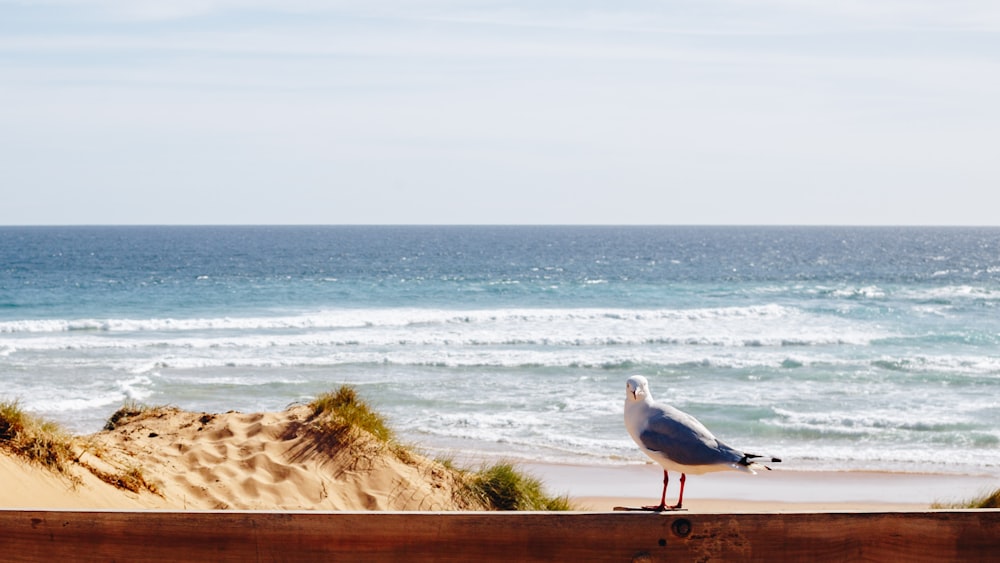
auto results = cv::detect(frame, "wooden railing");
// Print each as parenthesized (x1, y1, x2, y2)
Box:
(1, 509, 998, 561)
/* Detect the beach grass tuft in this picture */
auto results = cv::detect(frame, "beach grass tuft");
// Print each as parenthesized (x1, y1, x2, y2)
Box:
(306, 388, 569, 510)
(934, 487, 1000, 509)
(0, 399, 76, 474)
(113, 464, 160, 495)
(309, 386, 393, 444)
(104, 399, 151, 431)
(974, 488, 1000, 508)
(465, 461, 572, 511)
(86, 461, 161, 495)
(103, 399, 177, 431)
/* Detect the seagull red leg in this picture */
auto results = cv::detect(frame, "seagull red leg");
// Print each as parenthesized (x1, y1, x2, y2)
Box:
(644, 470, 670, 511)
(671, 473, 686, 510)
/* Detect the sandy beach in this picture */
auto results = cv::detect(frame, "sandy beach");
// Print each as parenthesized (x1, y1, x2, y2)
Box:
(2, 403, 995, 512)
(2, 404, 482, 511)
(523, 462, 998, 512)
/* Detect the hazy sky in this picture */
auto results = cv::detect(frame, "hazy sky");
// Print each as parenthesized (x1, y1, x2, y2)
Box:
(2, 1, 998, 225)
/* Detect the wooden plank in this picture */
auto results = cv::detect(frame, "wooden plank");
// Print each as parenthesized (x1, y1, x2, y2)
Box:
(0, 510, 998, 562)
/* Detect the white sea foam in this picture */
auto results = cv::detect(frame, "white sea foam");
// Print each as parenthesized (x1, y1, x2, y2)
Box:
(817, 285, 884, 299)
(0, 305, 802, 333)
(3, 347, 880, 374)
(117, 375, 155, 402)
(0, 305, 889, 355)
(33, 394, 124, 413)
(898, 285, 999, 301)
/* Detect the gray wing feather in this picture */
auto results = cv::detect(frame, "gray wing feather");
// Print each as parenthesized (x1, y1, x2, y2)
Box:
(639, 404, 745, 467)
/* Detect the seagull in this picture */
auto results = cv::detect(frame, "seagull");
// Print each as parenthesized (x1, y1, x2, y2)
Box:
(624, 375, 780, 511)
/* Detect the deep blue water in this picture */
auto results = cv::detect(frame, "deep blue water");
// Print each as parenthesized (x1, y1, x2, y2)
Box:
(2, 226, 999, 476)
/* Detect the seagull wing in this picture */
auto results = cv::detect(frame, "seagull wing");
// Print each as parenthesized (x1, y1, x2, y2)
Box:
(638, 404, 745, 467)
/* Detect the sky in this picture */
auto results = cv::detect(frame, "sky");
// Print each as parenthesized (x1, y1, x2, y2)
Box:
(2, 1, 999, 225)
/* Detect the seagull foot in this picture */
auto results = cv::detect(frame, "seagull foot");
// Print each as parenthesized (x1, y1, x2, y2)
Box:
(611, 505, 687, 512)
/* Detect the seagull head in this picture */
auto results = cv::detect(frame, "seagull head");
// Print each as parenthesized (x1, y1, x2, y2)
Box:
(625, 375, 651, 403)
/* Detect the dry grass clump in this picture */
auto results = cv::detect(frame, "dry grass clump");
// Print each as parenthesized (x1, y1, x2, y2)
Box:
(103, 399, 170, 431)
(308, 386, 394, 444)
(293, 386, 401, 472)
(0, 399, 76, 474)
(464, 461, 572, 511)
(0, 399, 158, 493)
(972, 489, 1000, 508)
(934, 488, 1000, 509)
(77, 449, 162, 496)
(91, 464, 160, 495)
(306, 387, 570, 510)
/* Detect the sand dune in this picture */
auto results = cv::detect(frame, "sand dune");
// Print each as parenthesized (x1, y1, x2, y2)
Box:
(2, 404, 482, 511)
(4, 402, 993, 513)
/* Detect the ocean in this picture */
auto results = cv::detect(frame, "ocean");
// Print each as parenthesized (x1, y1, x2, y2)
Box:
(1, 226, 998, 478)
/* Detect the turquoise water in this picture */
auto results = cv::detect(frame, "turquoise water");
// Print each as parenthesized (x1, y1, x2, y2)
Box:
(1, 226, 998, 476)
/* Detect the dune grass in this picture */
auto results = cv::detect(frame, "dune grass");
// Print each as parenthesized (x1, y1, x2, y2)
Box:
(81, 458, 161, 495)
(0, 399, 162, 494)
(970, 489, 1000, 508)
(308, 386, 570, 510)
(464, 461, 572, 511)
(934, 488, 1000, 509)
(104, 399, 179, 431)
(103, 399, 152, 431)
(0, 399, 76, 474)
(309, 386, 394, 444)
(105, 464, 160, 495)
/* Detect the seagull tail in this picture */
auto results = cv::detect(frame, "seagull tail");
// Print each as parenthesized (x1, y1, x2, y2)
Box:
(740, 453, 782, 472)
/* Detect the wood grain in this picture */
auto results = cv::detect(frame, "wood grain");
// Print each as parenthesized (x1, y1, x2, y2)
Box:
(1, 510, 998, 562)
